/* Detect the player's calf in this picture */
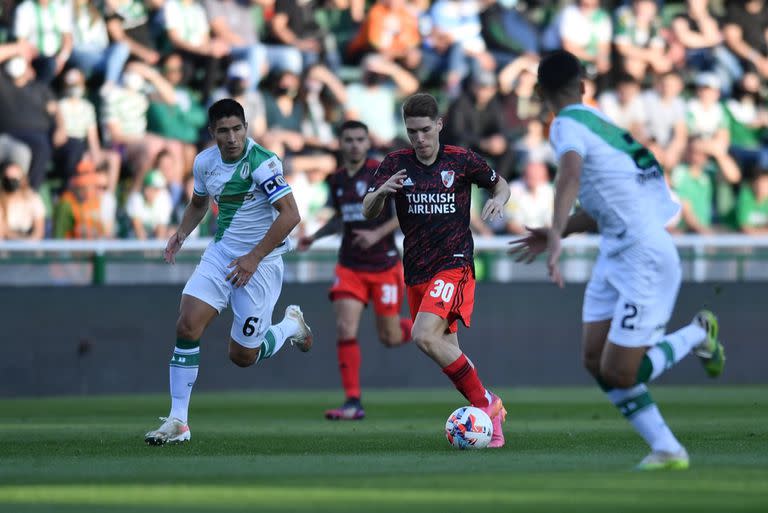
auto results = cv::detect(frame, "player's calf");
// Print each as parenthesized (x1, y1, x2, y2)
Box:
(228, 341, 259, 367)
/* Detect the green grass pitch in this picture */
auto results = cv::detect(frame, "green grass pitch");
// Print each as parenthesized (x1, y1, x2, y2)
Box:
(1, 387, 766, 513)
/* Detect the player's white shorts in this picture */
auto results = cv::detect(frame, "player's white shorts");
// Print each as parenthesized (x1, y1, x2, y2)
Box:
(182, 243, 284, 348)
(583, 232, 681, 347)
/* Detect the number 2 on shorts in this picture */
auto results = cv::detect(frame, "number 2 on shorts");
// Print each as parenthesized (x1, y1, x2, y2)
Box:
(429, 279, 455, 302)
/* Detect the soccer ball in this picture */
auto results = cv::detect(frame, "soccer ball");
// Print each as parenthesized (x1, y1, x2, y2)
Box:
(445, 406, 493, 449)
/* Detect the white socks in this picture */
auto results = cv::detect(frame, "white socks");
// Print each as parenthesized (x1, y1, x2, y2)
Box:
(607, 384, 682, 453)
(645, 324, 706, 381)
(169, 343, 200, 424)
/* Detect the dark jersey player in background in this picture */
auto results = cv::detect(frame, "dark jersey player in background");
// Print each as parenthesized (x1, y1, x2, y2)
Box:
(299, 121, 412, 420)
(363, 93, 511, 447)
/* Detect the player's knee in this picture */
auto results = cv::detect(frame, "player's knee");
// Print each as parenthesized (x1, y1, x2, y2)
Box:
(599, 367, 636, 389)
(228, 347, 257, 368)
(411, 328, 438, 355)
(176, 315, 202, 340)
(582, 353, 602, 379)
(335, 318, 356, 340)
(378, 329, 401, 348)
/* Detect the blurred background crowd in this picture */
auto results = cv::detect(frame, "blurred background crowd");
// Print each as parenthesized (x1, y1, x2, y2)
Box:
(0, 0, 767, 243)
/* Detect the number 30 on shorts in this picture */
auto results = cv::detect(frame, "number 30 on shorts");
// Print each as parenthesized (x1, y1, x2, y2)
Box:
(380, 284, 399, 305)
(429, 279, 455, 302)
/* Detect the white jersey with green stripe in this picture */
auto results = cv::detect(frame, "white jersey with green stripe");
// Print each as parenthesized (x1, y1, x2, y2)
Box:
(550, 104, 679, 255)
(192, 138, 292, 258)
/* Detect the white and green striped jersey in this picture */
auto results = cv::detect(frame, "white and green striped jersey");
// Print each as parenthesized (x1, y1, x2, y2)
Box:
(192, 138, 293, 258)
(550, 104, 679, 255)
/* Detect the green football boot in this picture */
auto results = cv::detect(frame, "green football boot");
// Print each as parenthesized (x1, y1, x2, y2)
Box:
(693, 310, 725, 378)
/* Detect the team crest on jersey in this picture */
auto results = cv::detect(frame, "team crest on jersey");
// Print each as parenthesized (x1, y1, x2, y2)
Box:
(240, 162, 250, 180)
(441, 170, 455, 188)
(355, 180, 367, 197)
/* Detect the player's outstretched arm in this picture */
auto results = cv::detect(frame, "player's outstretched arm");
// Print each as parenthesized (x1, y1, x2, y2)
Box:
(548, 151, 583, 288)
(362, 169, 406, 219)
(164, 193, 209, 264)
(297, 213, 341, 251)
(226, 193, 301, 287)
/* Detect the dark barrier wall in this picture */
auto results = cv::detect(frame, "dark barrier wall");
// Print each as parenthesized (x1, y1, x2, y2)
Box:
(0, 282, 765, 397)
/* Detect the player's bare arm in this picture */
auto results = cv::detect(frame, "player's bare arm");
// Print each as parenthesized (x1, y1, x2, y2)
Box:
(352, 216, 400, 249)
(548, 151, 583, 288)
(508, 210, 597, 264)
(481, 176, 511, 221)
(362, 169, 407, 219)
(298, 213, 342, 251)
(226, 193, 301, 288)
(164, 193, 209, 264)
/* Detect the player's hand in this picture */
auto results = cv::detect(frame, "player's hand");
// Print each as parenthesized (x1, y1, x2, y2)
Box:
(351, 229, 381, 249)
(296, 236, 314, 252)
(481, 197, 505, 222)
(164, 231, 186, 264)
(507, 226, 547, 263)
(546, 230, 564, 288)
(377, 169, 407, 196)
(226, 253, 261, 288)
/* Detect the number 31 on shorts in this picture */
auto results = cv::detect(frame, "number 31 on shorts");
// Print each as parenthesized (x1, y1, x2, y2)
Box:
(429, 279, 455, 302)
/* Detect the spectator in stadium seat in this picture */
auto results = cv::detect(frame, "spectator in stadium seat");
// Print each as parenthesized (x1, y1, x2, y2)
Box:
(556, 0, 612, 79)
(504, 159, 553, 236)
(163, 0, 229, 99)
(725, 72, 768, 178)
(125, 167, 173, 239)
(209, 61, 268, 141)
(670, 0, 741, 96)
(512, 117, 554, 174)
(344, 54, 418, 151)
(101, 60, 185, 194)
(686, 72, 741, 184)
(670, 137, 716, 234)
(643, 71, 688, 173)
(723, 0, 768, 79)
(267, 0, 338, 71)
(300, 63, 348, 153)
(0, 134, 32, 177)
(0, 43, 67, 190)
(346, 0, 422, 73)
(13, 0, 73, 84)
(0, 160, 45, 241)
(479, 0, 539, 67)
(147, 52, 207, 201)
(53, 165, 106, 239)
(736, 168, 768, 234)
(498, 54, 541, 141)
(261, 68, 336, 176)
(104, 0, 163, 67)
(598, 73, 647, 144)
(68, 0, 130, 90)
(443, 68, 514, 179)
(419, 0, 495, 97)
(56, 68, 121, 191)
(613, 0, 671, 81)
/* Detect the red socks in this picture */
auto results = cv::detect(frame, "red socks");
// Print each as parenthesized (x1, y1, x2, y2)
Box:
(399, 317, 413, 343)
(337, 338, 361, 400)
(442, 354, 490, 407)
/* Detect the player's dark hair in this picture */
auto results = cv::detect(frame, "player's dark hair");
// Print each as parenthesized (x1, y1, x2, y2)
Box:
(402, 93, 439, 120)
(537, 50, 583, 97)
(338, 120, 369, 136)
(208, 99, 246, 128)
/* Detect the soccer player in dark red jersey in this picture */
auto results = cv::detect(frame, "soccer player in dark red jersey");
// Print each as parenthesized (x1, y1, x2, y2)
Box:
(362, 93, 511, 447)
(298, 120, 413, 420)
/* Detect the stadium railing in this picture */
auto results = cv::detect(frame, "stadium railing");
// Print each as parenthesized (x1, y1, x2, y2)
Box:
(1, 235, 768, 285)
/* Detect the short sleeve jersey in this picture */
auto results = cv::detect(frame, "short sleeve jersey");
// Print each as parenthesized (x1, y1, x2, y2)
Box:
(549, 105, 679, 255)
(370, 145, 499, 285)
(327, 159, 399, 272)
(192, 138, 292, 258)
(14, 0, 73, 56)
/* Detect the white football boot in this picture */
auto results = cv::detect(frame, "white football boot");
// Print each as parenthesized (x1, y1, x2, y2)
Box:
(144, 417, 191, 446)
(286, 305, 313, 352)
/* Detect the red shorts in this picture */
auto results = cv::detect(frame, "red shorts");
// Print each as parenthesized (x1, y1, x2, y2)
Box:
(406, 266, 475, 334)
(329, 262, 405, 316)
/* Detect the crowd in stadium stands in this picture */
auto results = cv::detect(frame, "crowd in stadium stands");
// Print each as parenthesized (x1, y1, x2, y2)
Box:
(0, 0, 767, 242)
